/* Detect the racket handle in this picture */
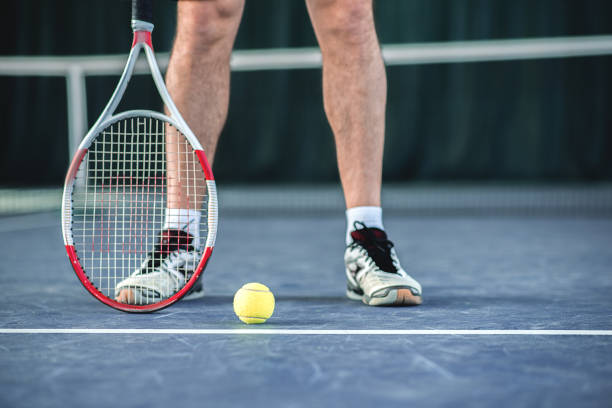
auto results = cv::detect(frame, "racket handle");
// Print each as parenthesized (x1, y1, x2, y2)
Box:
(132, 0, 153, 24)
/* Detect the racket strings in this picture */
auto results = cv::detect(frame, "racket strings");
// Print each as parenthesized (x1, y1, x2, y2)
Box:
(71, 116, 208, 301)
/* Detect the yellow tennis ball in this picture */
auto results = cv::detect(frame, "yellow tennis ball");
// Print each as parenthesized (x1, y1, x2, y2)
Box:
(233, 283, 275, 324)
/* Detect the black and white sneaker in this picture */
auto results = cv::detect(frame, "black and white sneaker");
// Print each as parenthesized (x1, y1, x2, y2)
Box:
(114, 229, 203, 305)
(345, 222, 422, 306)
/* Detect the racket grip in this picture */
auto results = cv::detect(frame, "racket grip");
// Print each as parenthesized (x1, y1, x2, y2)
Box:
(132, 0, 153, 23)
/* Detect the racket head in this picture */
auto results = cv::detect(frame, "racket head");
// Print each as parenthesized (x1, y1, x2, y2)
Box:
(62, 110, 217, 313)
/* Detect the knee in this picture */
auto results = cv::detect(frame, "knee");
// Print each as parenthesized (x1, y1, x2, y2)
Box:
(175, 0, 244, 50)
(308, 0, 374, 46)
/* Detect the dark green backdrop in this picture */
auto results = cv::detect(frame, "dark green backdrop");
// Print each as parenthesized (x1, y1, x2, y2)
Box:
(3, 0, 611, 185)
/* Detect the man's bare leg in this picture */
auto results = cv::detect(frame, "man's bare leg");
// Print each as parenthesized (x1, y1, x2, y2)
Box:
(115, 0, 244, 304)
(305, 0, 385, 209)
(166, 0, 245, 210)
(306, 0, 422, 305)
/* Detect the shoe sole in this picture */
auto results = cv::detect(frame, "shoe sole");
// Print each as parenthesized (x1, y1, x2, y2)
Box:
(346, 287, 422, 306)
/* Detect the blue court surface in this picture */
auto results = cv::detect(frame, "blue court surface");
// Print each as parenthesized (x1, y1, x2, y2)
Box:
(1, 206, 612, 407)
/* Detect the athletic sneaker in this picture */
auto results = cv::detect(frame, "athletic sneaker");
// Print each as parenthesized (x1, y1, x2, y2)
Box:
(345, 222, 422, 306)
(114, 229, 203, 304)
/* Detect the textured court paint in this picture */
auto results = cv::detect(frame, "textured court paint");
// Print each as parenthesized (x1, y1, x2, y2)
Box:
(0, 213, 611, 407)
(0, 334, 610, 408)
(1, 328, 612, 335)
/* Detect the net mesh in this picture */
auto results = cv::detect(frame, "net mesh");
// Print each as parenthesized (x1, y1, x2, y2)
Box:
(70, 116, 208, 304)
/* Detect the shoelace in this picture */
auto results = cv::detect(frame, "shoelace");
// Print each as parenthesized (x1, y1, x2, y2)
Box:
(143, 229, 195, 272)
(350, 221, 398, 273)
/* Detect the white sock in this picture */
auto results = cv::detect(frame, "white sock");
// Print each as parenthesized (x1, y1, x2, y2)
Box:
(345, 206, 384, 245)
(163, 208, 201, 249)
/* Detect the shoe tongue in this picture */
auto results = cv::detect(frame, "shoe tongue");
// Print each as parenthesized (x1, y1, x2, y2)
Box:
(351, 227, 397, 273)
(351, 227, 387, 244)
(156, 229, 193, 254)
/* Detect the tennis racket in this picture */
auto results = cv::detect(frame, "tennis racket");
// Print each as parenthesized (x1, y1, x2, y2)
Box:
(61, 0, 217, 312)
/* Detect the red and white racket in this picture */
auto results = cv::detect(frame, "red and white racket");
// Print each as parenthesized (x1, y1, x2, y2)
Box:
(61, 0, 217, 312)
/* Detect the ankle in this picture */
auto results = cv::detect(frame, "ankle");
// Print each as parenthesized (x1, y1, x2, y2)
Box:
(345, 206, 384, 245)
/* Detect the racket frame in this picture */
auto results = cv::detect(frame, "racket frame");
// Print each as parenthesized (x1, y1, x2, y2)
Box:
(61, 19, 218, 312)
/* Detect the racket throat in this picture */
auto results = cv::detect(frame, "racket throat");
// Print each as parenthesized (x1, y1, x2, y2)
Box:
(132, 30, 153, 49)
(131, 19, 154, 49)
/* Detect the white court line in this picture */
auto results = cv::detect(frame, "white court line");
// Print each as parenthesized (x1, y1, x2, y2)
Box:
(1, 329, 611, 336)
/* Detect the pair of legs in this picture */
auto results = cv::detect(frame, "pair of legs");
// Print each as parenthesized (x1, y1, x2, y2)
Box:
(116, 0, 422, 306)
(166, 0, 386, 209)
